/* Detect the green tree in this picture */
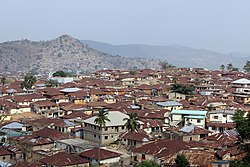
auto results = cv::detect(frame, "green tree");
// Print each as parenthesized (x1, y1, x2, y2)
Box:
(220, 64, 225, 71)
(0, 77, 7, 86)
(226, 63, 233, 71)
(193, 78, 201, 85)
(243, 60, 250, 72)
(94, 109, 110, 165)
(129, 70, 137, 75)
(171, 84, 195, 95)
(21, 75, 37, 89)
(232, 110, 250, 165)
(134, 160, 160, 167)
(52, 70, 70, 77)
(46, 79, 59, 87)
(123, 112, 140, 132)
(94, 109, 110, 128)
(175, 154, 190, 167)
(159, 61, 175, 70)
(232, 67, 239, 72)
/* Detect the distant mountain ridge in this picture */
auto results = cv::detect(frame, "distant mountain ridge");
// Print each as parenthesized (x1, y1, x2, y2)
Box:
(0, 35, 161, 74)
(82, 40, 250, 69)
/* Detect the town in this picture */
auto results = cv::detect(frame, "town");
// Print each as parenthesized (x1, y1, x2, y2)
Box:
(0, 66, 249, 167)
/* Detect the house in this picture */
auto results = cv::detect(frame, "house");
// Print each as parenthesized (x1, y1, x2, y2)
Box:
(40, 151, 89, 167)
(168, 92, 186, 101)
(56, 138, 98, 153)
(163, 125, 212, 142)
(207, 122, 235, 133)
(79, 148, 121, 165)
(170, 110, 207, 128)
(208, 110, 235, 123)
(0, 149, 12, 163)
(82, 111, 131, 145)
(31, 100, 58, 113)
(40, 109, 65, 118)
(132, 139, 190, 164)
(231, 78, 250, 104)
(119, 130, 154, 148)
(163, 150, 215, 167)
(156, 101, 183, 110)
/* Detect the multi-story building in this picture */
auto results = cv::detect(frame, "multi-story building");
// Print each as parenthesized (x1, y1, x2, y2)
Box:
(82, 111, 131, 145)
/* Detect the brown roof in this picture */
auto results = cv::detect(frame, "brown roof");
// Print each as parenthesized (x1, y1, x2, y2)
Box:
(34, 127, 70, 140)
(207, 122, 236, 128)
(40, 152, 89, 166)
(79, 148, 120, 160)
(32, 100, 57, 107)
(132, 139, 190, 159)
(0, 149, 12, 156)
(120, 130, 154, 142)
(164, 150, 215, 166)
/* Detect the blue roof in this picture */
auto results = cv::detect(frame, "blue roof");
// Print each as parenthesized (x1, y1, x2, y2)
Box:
(156, 101, 182, 107)
(180, 125, 194, 133)
(184, 115, 206, 119)
(171, 110, 207, 116)
(0, 129, 24, 138)
(0, 122, 24, 130)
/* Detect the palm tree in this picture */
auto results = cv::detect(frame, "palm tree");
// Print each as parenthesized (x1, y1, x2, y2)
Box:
(94, 109, 110, 128)
(243, 60, 250, 73)
(123, 112, 140, 132)
(94, 109, 110, 165)
(226, 63, 233, 71)
(220, 64, 225, 71)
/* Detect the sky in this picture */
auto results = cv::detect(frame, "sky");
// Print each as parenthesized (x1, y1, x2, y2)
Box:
(0, 0, 250, 53)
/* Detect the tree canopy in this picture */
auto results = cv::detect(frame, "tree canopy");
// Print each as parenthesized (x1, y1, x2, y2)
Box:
(94, 109, 110, 128)
(220, 64, 225, 71)
(21, 75, 37, 89)
(243, 61, 250, 72)
(123, 112, 140, 132)
(52, 70, 71, 77)
(232, 110, 250, 166)
(171, 84, 195, 95)
(175, 154, 190, 167)
(134, 160, 160, 167)
(46, 79, 59, 87)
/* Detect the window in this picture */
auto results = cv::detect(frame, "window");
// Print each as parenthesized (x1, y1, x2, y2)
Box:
(105, 136, 108, 140)
(212, 126, 216, 130)
(213, 116, 218, 119)
(94, 134, 96, 138)
(190, 137, 192, 141)
(105, 127, 108, 131)
(197, 119, 201, 123)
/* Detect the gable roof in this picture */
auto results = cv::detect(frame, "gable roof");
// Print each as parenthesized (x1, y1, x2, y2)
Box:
(231, 78, 250, 84)
(34, 127, 70, 140)
(40, 152, 88, 166)
(132, 139, 190, 159)
(79, 148, 121, 160)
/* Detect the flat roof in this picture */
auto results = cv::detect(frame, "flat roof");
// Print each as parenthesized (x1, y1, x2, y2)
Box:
(156, 101, 183, 107)
(60, 87, 82, 93)
(84, 111, 129, 127)
(171, 110, 207, 116)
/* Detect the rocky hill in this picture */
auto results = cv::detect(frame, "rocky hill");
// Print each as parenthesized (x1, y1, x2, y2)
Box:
(0, 35, 161, 74)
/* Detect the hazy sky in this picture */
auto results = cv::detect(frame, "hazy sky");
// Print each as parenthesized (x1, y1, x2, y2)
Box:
(0, 0, 250, 53)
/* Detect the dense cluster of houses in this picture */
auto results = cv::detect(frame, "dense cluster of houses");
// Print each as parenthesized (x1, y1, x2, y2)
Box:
(0, 67, 249, 166)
